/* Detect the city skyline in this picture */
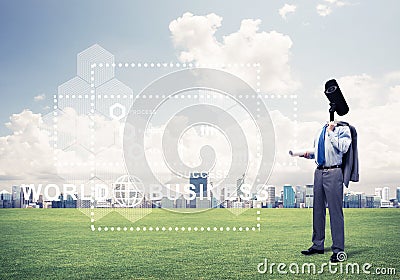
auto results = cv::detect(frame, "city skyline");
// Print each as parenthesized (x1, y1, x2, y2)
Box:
(2, 181, 399, 209)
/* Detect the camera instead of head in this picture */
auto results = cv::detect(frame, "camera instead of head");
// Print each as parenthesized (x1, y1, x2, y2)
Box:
(324, 79, 349, 121)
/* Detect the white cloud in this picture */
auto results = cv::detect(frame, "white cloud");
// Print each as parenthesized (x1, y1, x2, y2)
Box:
(384, 71, 400, 83)
(169, 12, 300, 94)
(0, 108, 125, 189)
(316, 4, 332, 16)
(34, 94, 45, 101)
(279, 4, 297, 20)
(325, 0, 348, 6)
(389, 85, 400, 103)
(317, 0, 349, 16)
(0, 110, 56, 182)
(338, 74, 384, 109)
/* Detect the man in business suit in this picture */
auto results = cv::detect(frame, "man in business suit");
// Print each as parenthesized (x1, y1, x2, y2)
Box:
(301, 121, 351, 262)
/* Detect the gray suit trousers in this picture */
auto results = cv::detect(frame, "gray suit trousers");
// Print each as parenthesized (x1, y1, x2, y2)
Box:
(311, 168, 344, 253)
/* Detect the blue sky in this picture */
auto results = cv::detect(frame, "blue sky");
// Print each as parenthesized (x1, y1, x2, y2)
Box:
(0, 0, 399, 194)
(1, 0, 399, 136)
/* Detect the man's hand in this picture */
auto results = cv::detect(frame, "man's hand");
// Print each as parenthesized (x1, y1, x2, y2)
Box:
(327, 121, 336, 132)
(303, 152, 311, 159)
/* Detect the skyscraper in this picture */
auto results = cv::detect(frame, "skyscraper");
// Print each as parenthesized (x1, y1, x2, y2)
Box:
(267, 186, 275, 208)
(397, 187, 400, 202)
(189, 173, 208, 208)
(175, 197, 186, 208)
(295, 185, 306, 208)
(283, 185, 295, 208)
(20, 185, 34, 207)
(12, 185, 21, 208)
(0, 190, 12, 208)
(382, 187, 390, 201)
(236, 174, 245, 201)
(344, 192, 366, 208)
(305, 184, 314, 208)
(161, 197, 174, 208)
(366, 196, 381, 208)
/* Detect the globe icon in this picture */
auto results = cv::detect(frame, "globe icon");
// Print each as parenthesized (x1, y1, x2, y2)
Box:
(112, 175, 144, 207)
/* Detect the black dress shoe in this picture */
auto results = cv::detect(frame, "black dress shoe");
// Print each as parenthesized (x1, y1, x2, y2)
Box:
(301, 248, 324, 255)
(330, 253, 339, 262)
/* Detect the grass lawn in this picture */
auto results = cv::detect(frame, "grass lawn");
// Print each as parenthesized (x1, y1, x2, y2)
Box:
(0, 208, 398, 279)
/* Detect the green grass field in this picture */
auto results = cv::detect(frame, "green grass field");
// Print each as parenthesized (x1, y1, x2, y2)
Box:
(0, 208, 399, 279)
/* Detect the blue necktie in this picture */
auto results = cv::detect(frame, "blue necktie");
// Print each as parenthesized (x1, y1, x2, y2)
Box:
(317, 125, 327, 166)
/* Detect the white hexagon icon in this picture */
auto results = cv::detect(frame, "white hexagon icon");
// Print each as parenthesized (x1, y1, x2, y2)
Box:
(77, 44, 114, 87)
(95, 78, 133, 121)
(109, 103, 126, 121)
(58, 77, 91, 115)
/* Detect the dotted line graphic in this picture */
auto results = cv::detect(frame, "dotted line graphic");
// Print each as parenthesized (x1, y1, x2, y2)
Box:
(57, 94, 134, 99)
(256, 64, 262, 185)
(89, 207, 263, 233)
(293, 95, 298, 167)
(66, 61, 296, 233)
(91, 62, 263, 69)
(93, 225, 260, 232)
(55, 162, 123, 167)
(53, 95, 58, 159)
(56, 94, 297, 99)
(90, 67, 96, 223)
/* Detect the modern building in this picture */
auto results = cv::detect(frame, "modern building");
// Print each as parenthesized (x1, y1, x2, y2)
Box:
(366, 196, 373, 208)
(175, 197, 186, 208)
(0, 190, 12, 208)
(343, 192, 366, 208)
(161, 197, 174, 208)
(253, 185, 268, 208)
(236, 174, 245, 202)
(397, 187, 400, 202)
(382, 187, 390, 201)
(295, 185, 306, 208)
(65, 194, 77, 208)
(267, 186, 275, 208)
(366, 196, 380, 208)
(232, 201, 244, 208)
(51, 194, 77, 208)
(305, 184, 314, 208)
(380, 200, 391, 208)
(21, 185, 34, 206)
(37, 194, 44, 208)
(77, 195, 91, 208)
(195, 197, 210, 208)
(12, 185, 22, 208)
(283, 185, 295, 208)
(210, 195, 219, 208)
(389, 198, 398, 207)
(373, 196, 381, 208)
(189, 173, 208, 208)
